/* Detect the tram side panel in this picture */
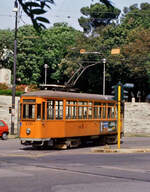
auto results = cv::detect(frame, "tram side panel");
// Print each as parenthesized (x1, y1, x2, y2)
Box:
(64, 120, 119, 138)
(20, 120, 66, 139)
(65, 120, 100, 137)
(42, 120, 65, 138)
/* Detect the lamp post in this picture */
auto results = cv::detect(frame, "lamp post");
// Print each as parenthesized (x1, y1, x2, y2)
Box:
(44, 64, 48, 85)
(79, 49, 107, 95)
(11, 0, 18, 135)
(102, 58, 106, 95)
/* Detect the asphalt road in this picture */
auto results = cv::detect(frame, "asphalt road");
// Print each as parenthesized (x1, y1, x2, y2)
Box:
(0, 137, 150, 192)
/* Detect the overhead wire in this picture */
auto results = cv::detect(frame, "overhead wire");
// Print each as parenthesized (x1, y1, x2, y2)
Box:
(1, 10, 150, 19)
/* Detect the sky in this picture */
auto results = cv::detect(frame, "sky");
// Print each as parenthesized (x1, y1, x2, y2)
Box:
(0, 0, 149, 30)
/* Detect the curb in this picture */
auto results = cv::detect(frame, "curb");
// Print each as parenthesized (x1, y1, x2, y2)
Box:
(8, 135, 18, 139)
(91, 147, 150, 153)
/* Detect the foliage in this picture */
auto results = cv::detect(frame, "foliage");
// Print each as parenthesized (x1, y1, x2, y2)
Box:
(39, 23, 82, 83)
(121, 3, 150, 29)
(121, 28, 150, 97)
(0, 30, 14, 68)
(1, 1, 150, 100)
(0, 89, 23, 96)
(78, 3, 120, 33)
(18, 0, 113, 32)
(0, 24, 81, 85)
(18, 0, 54, 32)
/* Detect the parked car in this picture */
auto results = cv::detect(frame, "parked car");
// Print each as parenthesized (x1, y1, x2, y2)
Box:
(0, 120, 9, 140)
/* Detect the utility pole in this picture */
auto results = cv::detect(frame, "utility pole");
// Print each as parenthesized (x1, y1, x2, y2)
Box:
(11, 0, 18, 135)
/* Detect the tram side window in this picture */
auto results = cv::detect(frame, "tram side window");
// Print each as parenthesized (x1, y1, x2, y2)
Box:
(88, 102, 93, 119)
(37, 104, 41, 120)
(66, 101, 92, 119)
(102, 104, 106, 119)
(47, 100, 55, 120)
(94, 102, 101, 119)
(78, 101, 88, 119)
(23, 104, 35, 119)
(55, 101, 63, 119)
(42, 102, 45, 120)
(47, 100, 63, 120)
(108, 105, 116, 119)
(66, 101, 77, 119)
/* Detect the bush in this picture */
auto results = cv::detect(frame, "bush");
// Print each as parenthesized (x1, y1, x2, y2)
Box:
(0, 89, 23, 96)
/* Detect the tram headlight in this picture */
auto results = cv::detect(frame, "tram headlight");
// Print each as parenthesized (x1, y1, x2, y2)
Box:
(26, 128, 31, 135)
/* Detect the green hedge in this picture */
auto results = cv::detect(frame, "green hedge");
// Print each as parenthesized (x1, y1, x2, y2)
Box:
(0, 89, 24, 96)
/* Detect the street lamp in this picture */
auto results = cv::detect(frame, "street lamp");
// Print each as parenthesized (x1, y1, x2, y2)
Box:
(44, 64, 48, 85)
(11, 0, 18, 135)
(102, 58, 106, 95)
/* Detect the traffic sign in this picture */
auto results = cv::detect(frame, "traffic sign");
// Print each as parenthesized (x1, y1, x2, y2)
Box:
(111, 48, 120, 55)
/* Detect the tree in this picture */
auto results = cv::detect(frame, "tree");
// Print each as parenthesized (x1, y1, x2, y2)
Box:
(121, 28, 150, 98)
(121, 3, 150, 30)
(7, 23, 81, 85)
(18, 0, 113, 32)
(78, 3, 120, 34)
(18, 0, 54, 32)
(0, 30, 14, 68)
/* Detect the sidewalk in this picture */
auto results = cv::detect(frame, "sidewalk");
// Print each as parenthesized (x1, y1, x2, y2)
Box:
(91, 137, 150, 153)
(91, 146, 150, 153)
(8, 134, 18, 139)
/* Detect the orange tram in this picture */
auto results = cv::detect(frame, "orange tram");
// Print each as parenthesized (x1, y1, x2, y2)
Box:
(19, 90, 124, 148)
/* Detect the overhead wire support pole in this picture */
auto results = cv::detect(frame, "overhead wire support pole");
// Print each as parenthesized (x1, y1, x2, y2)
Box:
(11, 0, 18, 135)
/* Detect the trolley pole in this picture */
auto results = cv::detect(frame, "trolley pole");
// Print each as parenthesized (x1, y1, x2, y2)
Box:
(117, 84, 121, 149)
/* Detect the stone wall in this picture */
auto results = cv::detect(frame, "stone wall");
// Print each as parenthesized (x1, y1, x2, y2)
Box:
(0, 68, 11, 85)
(0, 96, 20, 134)
(0, 95, 150, 136)
(124, 102, 150, 136)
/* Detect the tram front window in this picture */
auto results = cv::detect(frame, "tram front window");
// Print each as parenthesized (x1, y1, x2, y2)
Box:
(23, 104, 35, 119)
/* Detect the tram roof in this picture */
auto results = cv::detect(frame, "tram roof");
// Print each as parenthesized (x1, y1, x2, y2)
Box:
(22, 90, 115, 102)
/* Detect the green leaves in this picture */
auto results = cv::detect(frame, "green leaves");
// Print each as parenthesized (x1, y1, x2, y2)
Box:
(79, 3, 121, 34)
(30, 9, 47, 15)
(18, 0, 54, 32)
(36, 17, 50, 23)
